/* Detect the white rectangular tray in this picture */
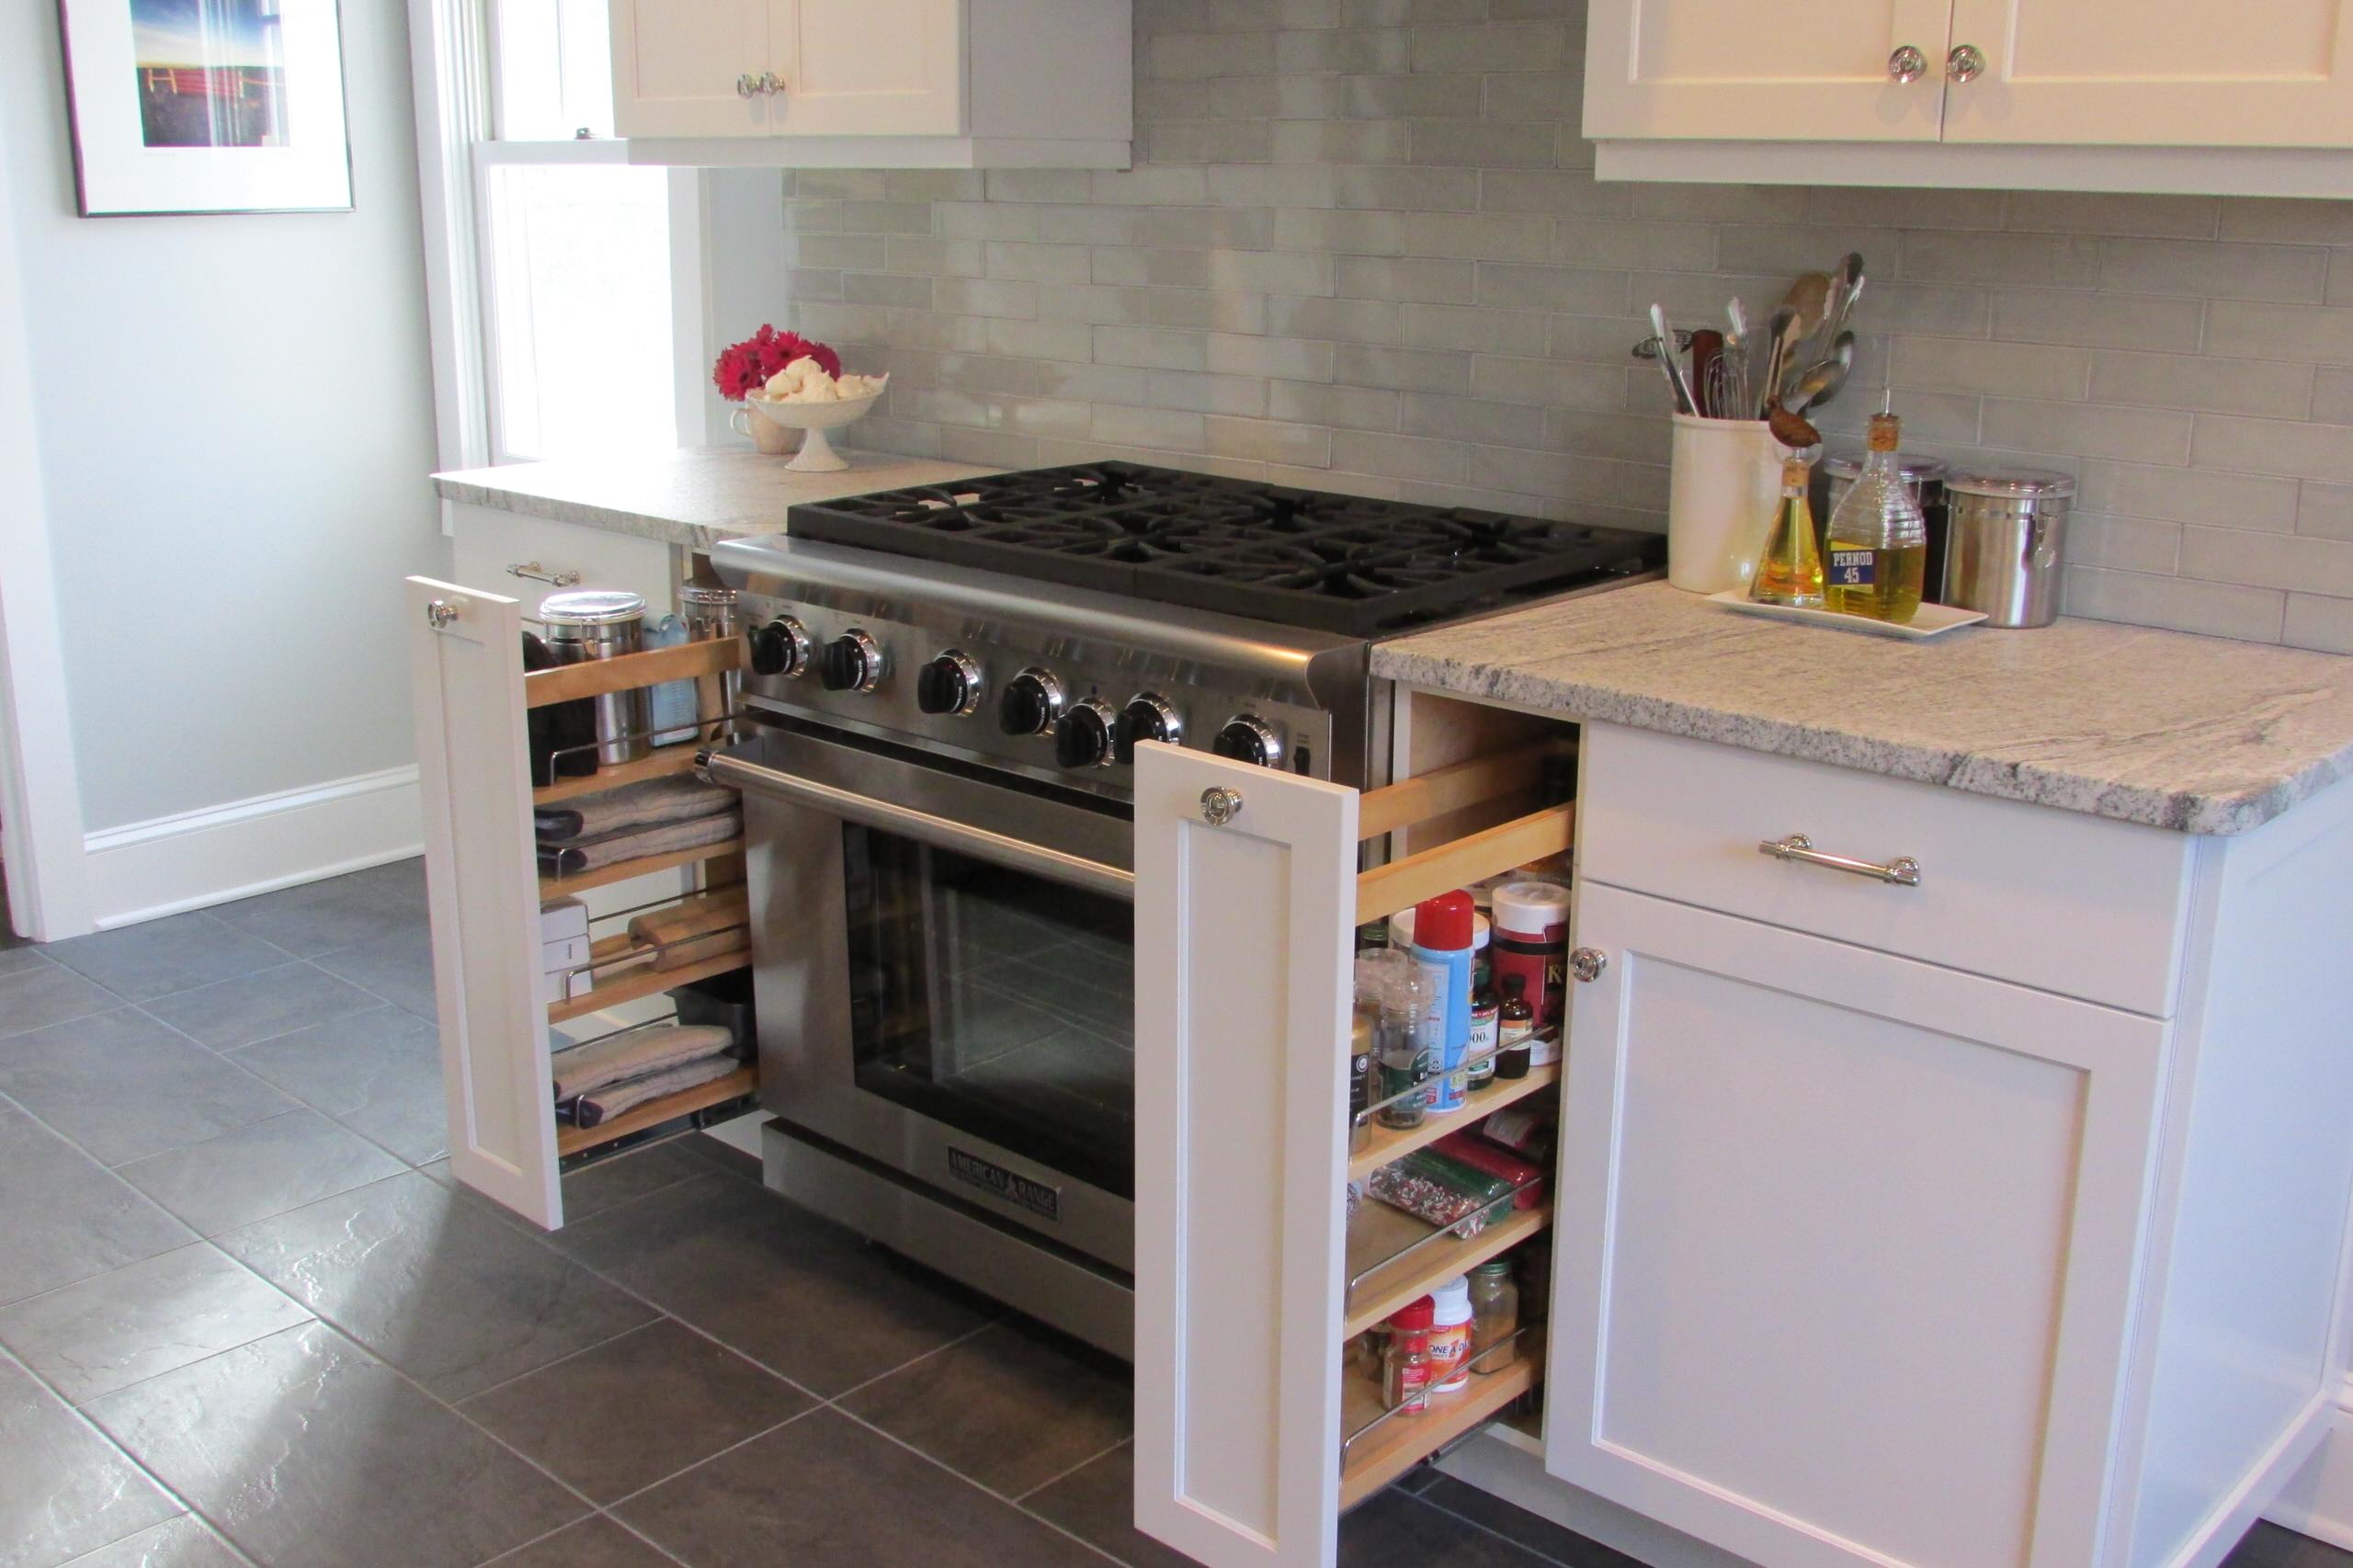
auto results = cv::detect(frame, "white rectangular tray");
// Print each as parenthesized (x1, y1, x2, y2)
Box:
(1706, 589, 1988, 639)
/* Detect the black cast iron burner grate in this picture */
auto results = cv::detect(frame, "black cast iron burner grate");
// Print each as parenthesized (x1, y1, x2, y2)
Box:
(786, 462, 1665, 636)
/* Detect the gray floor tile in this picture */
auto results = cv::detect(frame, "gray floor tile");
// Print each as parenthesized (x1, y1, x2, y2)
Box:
(113, 1109, 406, 1237)
(0, 947, 46, 977)
(560, 1141, 719, 1224)
(0, 1243, 312, 1405)
(1333, 1489, 1560, 1568)
(138, 963, 379, 1053)
(0, 1356, 181, 1568)
(1020, 1442, 1199, 1568)
(460, 1319, 813, 1503)
(310, 925, 438, 1018)
(43, 915, 290, 1005)
(618, 1406, 1109, 1568)
(1411, 1475, 1645, 1567)
(0, 1105, 195, 1308)
(551, 1175, 995, 1397)
(85, 1321, 586, 1568)
(0, 1011, 297, 1168)
(228, 1006, 448, 1165)
(841, 1318, 1131, 1499)
(54, 1515, 248, 1567)
(218, 1169, 658, 1400)
(478, 1517, 675, 1568)
(211, 860, 427, 960)
(0, 959, 119, 1041)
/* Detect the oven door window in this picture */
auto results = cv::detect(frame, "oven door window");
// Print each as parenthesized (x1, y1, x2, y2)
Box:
(843, 825, 1133, 1196)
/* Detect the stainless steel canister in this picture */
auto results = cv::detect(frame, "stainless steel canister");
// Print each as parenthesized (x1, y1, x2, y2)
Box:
(1824, 452, 1950, 601)
(678, 582, 742, 744)
(1939, 469, 2075, 629)
(540, 590, 650, 765)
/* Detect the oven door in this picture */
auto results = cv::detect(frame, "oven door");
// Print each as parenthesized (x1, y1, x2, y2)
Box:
(708, 722, 1139, 1270)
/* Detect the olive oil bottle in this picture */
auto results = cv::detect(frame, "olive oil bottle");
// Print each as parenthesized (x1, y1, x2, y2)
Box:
(1824, 408, 1928, 624)
(1749, 458, 1824, 608)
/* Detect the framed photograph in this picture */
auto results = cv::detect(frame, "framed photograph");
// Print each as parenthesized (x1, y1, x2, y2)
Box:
(57, 0, 352, 216)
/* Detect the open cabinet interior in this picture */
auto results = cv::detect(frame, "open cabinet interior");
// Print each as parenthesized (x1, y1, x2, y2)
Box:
(406, 575, 761, 1228)
(1133, 690, 1579, 1568)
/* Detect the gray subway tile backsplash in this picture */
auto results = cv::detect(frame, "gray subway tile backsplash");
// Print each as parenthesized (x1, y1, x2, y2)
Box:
(776, 0, 2353, 652)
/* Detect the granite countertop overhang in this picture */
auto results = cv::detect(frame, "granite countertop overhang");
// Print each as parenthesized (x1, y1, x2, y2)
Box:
(432, 448, 1001, 551)
(1372, 581, 2353, 835)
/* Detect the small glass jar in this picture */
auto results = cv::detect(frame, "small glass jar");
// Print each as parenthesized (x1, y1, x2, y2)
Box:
(1467, 1258, 1520, 1374)
(1382, 1330, 1432, 1415)
(1374, 971, 1428, 1131)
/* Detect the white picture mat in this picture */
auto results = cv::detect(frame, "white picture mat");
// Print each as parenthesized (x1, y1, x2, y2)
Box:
(60, 0, 352, 214)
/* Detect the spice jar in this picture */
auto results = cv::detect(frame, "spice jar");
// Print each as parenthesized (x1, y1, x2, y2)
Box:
(1374, 970, 1428, 1131)
(1465, 971, 1499, 1093)
(1467, 1258, 1519, 1374)
(1495, 974, 1534, 1080)
(1383, 1300, 1436, 1415)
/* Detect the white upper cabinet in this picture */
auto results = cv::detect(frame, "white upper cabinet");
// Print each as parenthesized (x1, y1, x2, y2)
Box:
(609, 0, 1132, 168)
(608, 0, 775, 139)
(1942, 0, 2353, 145)
(1585, 0, 2353, 194)
(1585, 0, 1951, 142)
(771, 0, 965, 137)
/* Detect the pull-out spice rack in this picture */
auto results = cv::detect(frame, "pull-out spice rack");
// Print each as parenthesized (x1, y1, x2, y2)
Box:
(1135, 723, 1574, 1568)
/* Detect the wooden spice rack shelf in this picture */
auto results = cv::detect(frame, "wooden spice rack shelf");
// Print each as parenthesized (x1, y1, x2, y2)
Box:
(1346, 1063, 1561, 1185)
(1337, 1350, 1541, 1510)
(537, 838, 745, 899)
(555, 1065, 757, 1158)
(546, 933, 751, 1024)
(1343, 1202, 1552, 1340)
(532, 744, 704, 806)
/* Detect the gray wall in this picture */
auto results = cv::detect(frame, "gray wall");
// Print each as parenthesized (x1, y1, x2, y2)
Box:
(779, 0, 2353, 651)
(3, 0, 442, 831)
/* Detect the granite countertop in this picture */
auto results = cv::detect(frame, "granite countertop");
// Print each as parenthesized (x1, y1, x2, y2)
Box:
(432, 448, 1000, 550)
(1373, 580, 2353, 835)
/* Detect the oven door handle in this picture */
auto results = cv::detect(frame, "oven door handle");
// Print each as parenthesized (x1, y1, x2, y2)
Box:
(705, 748, 1136, 902)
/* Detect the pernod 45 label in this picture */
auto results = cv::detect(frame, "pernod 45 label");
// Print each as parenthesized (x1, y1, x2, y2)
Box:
(1828, 549, 1876, 587)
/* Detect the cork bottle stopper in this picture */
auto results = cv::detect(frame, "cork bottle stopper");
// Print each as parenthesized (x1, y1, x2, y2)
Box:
(1781, 458, 1812, 488)
(1866, 412, 1901, 452)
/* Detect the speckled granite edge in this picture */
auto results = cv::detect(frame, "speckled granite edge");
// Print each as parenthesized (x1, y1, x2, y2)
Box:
(1370, 641, 2353, 836)
(429, 476, 743, 550)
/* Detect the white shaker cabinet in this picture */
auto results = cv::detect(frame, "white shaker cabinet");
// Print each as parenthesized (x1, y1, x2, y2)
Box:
(1583, 0, 1952, 142)
(1550, 881, 2163, 1568)
(1529, 722, 2353, 1568)
(1586, 0, 2353, 195)
(608, 0, 1132, 168)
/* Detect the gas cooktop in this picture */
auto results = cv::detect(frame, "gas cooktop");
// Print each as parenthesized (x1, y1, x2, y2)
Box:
(785, 462, 1666, 637)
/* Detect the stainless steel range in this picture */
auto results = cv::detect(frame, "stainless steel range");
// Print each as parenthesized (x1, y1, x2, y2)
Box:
(708, 462, 1662, 1355)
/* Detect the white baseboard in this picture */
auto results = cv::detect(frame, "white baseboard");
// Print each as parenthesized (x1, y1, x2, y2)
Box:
(83, 765, 424, 929)
(2264, 1381, 2353, 1552)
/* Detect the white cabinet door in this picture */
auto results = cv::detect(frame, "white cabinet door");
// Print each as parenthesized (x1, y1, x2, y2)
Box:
(406, 578, 563, 1229)
(1584, 0, 1952, 142)
(770, 0, 966, 137)
(1132, 743, 1357, 1568)
(1549, 882, 2164, 1568)
(1943, 0, 2353, 146)
(609, 0, 772, 139)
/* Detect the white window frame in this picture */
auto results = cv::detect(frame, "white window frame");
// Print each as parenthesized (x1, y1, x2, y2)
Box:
(405, 0, 744, 495)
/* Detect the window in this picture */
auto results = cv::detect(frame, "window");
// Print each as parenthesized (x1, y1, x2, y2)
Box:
(414, 0, 700, 468)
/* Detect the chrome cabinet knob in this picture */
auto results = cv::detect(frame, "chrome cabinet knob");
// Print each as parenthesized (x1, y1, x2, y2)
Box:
(1887, 44, 1927, 83)
(760, 71, 785, 96)
(1199, 786, 1244, 826)
(1946, 42, 1986, 83)
(1570, 948, 1607, 983)
(425, 598, 460, 630)
(736, 72, 762, 98)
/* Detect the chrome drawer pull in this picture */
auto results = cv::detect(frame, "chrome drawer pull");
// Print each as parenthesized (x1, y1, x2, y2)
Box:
(1758, 833, 1921, 887)
(506, 561, 582, 587)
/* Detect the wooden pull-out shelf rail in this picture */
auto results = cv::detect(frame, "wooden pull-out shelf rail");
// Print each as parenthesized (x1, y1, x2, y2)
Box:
(523, 637, 744, 708)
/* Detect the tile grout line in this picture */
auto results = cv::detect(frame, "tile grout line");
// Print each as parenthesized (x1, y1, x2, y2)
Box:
(826, 1403, 1133, 1568)
(821, 1316, 998, 1404)
(0, 1340, 263, 1568)
(1014, 1431, 1137, 1504)
(1404, 1483, 1597, 1568)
